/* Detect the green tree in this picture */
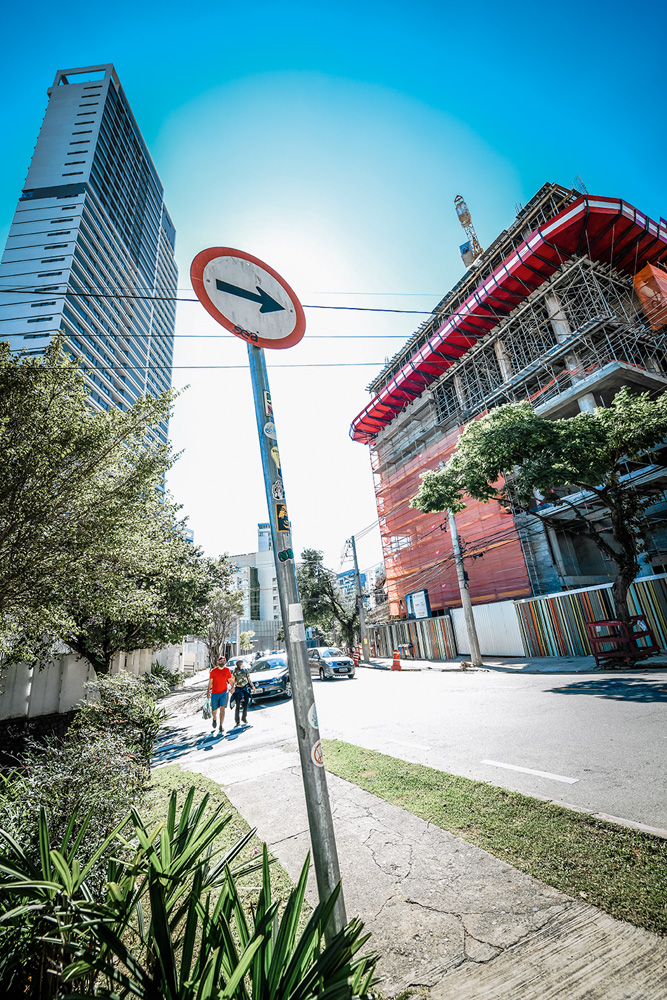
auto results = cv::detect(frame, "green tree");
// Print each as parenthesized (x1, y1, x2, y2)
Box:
(411, 387, 667, 629)
(196, 586, 245, 666)
(0, 340, 175, 667)
(63, 538, 234, 674)
(239, 629, 255, 653)
(297, 549, 358, 647)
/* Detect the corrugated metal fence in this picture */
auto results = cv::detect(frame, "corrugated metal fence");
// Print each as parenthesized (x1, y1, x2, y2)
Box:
(367, 574, 667, 661)
(515, 574, 667, 657)
(452, 601, 525, 656)
(368, 615, 457, 660)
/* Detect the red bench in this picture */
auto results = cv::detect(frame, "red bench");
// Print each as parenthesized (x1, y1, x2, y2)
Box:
(585, 615, 660, 668)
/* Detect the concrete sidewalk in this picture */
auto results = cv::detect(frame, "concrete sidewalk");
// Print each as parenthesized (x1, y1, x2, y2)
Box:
(162, 700, 667, 999)
(362, 652, 667, 674)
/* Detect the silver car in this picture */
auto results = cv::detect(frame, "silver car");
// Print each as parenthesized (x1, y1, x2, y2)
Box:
(249, 655, 292, 700)
(308, 647, 356, 681)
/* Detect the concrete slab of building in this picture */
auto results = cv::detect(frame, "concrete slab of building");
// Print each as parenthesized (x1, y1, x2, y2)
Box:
(231, 523, 283, 655)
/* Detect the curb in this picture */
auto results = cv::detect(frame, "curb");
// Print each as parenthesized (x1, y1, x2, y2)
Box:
(358, 661, 667, 675)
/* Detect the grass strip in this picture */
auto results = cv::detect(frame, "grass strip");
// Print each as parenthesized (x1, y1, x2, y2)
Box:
(322, 740, 667, 936)
(143, 765, 299, 907)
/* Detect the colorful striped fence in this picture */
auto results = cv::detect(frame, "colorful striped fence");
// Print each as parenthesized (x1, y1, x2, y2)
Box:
(515, 574, 667, 657)
(368, 615, 457, 661)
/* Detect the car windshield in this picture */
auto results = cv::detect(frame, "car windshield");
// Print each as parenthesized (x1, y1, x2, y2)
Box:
(250, 658, 286, 673)
(321, 648, 344, 658)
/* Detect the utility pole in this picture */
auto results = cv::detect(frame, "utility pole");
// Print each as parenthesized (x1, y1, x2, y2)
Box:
(348, 534, 370, 662)
(448, 510, 482, 667)
(248, 344, 346, 938)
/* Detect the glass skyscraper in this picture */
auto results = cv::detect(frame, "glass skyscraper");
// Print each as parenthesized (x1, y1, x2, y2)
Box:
(0, 64, 176, 441)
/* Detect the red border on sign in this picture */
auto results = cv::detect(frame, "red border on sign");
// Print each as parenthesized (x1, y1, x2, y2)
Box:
(190, 247, 306, 350)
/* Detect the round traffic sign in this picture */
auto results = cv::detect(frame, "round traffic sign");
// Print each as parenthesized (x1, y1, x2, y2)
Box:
(190, 247, 306, 350)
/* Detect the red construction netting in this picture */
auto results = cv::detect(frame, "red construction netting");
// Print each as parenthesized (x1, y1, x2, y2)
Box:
(634, 263, 667, 330)
(374, 430, 531, 616)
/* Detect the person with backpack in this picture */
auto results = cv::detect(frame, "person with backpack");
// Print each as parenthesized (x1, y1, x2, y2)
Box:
(231, 658, 255, 727)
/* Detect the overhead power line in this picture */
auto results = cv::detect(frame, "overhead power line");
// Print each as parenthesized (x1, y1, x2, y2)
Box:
(0, 323, 414, 341)
(0, 285, 433, 315)
(6, 356, 383, 375)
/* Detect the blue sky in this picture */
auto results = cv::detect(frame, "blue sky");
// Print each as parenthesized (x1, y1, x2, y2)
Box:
(2, 0, 665, 573)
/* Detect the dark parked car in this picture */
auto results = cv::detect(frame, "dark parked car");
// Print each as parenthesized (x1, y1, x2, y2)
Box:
(249, 655, 292, 700)
(308, 647, 356, 680)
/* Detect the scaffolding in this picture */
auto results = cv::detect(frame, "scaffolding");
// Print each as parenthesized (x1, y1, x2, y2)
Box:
(431, 256, 666, 426)
(367, 183, 578, 396)
(358, 186, 667, 609)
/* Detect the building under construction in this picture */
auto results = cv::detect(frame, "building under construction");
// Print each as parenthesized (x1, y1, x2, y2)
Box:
(350, 184, 667, 619)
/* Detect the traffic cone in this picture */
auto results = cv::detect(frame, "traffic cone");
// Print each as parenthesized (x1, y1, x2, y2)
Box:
(392, 648, 401, 671)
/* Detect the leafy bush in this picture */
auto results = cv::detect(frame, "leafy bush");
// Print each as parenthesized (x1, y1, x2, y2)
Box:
(0, 728, 144, 860)
(73, 670, 167, 764)
(0, 725, 145, 998)
(0, 671, 160, 866)
(0, 670, 163, 961)
(151, 660, 185, 687)
(141, 670, 171, 698)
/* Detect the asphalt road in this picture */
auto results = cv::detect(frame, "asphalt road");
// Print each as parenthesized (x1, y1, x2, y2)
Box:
(161, 666, 667, 832)
(327, 668, 667, 831)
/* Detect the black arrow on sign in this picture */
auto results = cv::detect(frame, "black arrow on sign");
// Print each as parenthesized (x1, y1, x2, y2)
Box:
(216, 279, 285, 314)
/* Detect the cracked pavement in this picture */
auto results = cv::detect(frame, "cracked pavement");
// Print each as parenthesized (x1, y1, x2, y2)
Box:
(159, 677, 667, 998)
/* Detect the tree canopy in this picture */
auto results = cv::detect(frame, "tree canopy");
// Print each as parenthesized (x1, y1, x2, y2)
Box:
(0, 340, 220, 672)
(239, 630, 255, 653)
(195, 586, 245, 667)
(64, 543, 234, 674)
(297, 549, 358, 646)
(411, 387, 667, 625)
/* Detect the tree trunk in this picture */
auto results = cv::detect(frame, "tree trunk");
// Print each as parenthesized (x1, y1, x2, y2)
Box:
(606, 500, 642, 664)
(611, 567, 634, 627)
(607, 504, 639, 629)
(66, 638, 111, 675)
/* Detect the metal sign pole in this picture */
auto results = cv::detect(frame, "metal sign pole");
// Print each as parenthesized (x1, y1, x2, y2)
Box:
(247, 342, 346, 939)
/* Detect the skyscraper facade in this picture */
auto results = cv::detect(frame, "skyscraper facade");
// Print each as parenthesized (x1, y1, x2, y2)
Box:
(0, 64, 176, 440)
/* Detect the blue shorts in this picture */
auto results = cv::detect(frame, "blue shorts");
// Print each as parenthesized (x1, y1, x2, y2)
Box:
(211, 691, 228, 709)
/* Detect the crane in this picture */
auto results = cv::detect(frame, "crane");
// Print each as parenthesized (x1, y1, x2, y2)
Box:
(454, 194, 483, 267)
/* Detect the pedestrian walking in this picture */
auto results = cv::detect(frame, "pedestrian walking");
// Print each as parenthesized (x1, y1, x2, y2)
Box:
(231, 658, 255, 727)
(207, 656, 234, 735)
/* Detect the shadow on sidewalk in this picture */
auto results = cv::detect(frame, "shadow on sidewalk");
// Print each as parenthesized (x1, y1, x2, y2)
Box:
(547, 677, 667, 702)
(153, 727, 222, 763)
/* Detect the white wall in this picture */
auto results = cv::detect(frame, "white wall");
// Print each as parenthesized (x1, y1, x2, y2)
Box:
(0, 647, 155, 722)
(451, 601, 526, 656)
(153, 639, 208, 675)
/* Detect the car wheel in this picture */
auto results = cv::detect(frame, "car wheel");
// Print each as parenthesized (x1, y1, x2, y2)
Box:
(285, 679, 292, 698)
(319, 666, 325, 681)
(348, 674, 355, 679)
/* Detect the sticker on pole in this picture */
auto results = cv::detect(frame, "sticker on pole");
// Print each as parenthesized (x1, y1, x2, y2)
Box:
(190, 247, 306, 350)
(312, 740, 324, 767)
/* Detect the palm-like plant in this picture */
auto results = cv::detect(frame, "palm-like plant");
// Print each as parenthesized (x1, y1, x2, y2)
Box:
(1, 787, 378, 999)
(0, 804, 129, 998)
(66, 843, 377, 1000)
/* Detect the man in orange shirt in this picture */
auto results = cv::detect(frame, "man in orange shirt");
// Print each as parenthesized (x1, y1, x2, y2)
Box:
(207, 656, 234, 735)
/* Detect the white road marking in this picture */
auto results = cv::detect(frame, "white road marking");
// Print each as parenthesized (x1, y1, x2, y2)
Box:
(482, 759, 579, 784)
